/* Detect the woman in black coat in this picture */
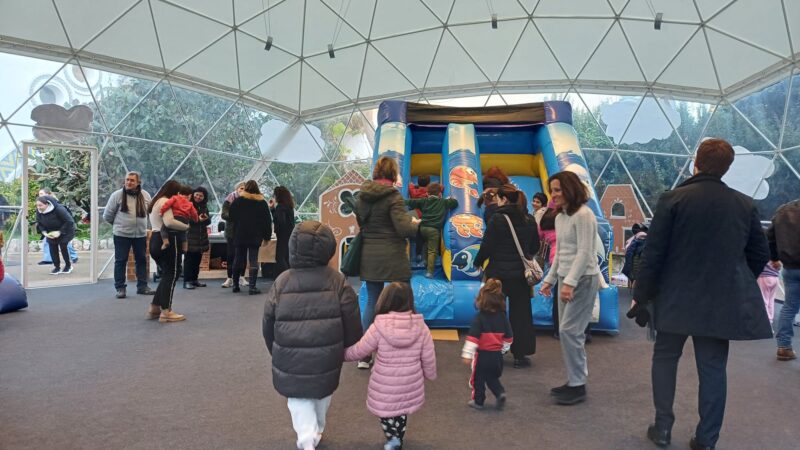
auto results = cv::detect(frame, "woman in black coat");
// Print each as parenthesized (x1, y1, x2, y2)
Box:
(35, 196, 76, 275)
(183, 187, 211, 290)
(229, 180, 272, 295)
(474, 184, 540, 368)
(270, 186, 295, 279)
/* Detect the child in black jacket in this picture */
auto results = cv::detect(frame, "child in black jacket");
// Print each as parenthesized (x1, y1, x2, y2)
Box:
(461, 278, 513, 410)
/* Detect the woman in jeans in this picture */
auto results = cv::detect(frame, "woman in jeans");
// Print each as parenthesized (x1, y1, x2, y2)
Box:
(183, 186, 210, 290)
(355, 156, 420, 369)
(228, 180, 272, 295)
(147, 180, 190, 323)
(474, 184, 539, 369)
(540, 171, 601, 405)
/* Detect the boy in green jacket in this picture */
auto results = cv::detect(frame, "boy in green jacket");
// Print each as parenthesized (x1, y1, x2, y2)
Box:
(405, 183, 458, 278)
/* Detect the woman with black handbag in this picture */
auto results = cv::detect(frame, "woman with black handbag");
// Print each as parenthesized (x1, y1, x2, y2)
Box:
(474, 184, 539, 368)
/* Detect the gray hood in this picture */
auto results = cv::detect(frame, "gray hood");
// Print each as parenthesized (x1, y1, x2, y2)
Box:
(288, 221, 336, 268)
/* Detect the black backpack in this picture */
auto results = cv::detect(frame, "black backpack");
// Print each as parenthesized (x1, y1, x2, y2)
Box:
(630, 238, 647, 282)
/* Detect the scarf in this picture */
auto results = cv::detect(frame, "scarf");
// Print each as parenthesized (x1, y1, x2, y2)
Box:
(121, 185, 146, 218)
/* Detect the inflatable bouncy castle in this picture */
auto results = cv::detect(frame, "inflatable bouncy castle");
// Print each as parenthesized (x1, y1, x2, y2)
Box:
(359, 100, 619, 333)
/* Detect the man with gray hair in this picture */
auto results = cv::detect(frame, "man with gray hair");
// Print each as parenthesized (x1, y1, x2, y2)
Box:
(103, 171, 155, 298)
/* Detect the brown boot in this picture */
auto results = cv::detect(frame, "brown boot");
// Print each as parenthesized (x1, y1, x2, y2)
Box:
(146, 304, 161, 320)
(777, 347, 797, 361)
(159, 309, 186, 323)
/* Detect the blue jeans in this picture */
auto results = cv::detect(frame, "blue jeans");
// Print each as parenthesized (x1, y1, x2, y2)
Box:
(114, 235, 149, 290)
(362, 281, 384, 332)
(776, 269, 800, 348)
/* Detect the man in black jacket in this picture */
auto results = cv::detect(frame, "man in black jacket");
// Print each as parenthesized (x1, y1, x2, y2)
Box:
(630, 139, 771, 450)
(768, 199, 800, 361)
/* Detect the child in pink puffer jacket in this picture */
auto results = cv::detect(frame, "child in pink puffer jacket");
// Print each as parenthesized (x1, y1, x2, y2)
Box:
(345, 282, 437, 450)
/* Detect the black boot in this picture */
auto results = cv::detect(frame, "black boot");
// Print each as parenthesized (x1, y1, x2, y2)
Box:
(647, 424, 671, 447)
(183, 282, 195, 290)
(248, 268, 260, 295)
(554, 385, 586, 405)
(232, 277, 241, 293)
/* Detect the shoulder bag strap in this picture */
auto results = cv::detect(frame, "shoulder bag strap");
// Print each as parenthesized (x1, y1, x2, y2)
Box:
(502, 214, 528, 263)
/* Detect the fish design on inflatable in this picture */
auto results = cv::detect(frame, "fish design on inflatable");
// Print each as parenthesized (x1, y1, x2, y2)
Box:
(452, 244, 481, 277)
(450, 214, 484, 239)
(449, 165, 479, 198)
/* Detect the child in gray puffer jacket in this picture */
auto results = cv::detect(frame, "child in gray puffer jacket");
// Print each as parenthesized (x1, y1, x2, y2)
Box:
(263, 221, 362, 450)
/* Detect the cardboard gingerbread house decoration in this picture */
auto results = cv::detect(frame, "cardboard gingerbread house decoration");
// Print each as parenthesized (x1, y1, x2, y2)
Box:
(600, 184, 646, 254)
(319, 170, 366, 270)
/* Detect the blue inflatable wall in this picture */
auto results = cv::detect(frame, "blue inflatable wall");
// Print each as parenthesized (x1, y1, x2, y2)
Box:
(0, 274, 28, 314)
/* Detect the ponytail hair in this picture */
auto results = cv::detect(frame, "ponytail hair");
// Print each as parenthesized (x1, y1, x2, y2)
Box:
(476, 278, 506, 313)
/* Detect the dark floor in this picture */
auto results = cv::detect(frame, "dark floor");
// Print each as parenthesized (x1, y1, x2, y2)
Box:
(0, 279, 797, 450)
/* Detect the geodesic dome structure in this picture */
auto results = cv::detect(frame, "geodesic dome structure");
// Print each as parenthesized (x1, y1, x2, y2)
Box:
(0, 0, 799, 229)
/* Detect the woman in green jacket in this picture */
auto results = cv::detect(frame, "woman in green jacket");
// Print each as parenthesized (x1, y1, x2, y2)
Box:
(355, 156, 420, 368)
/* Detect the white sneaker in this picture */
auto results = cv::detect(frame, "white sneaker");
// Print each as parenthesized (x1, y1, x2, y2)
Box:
(242, 279, 250, 287)
(357, 360, 371, 370)
(221, 278, 233, 288)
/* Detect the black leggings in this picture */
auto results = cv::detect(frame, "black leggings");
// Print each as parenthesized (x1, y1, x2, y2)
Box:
(48, 240, 70, 270)
(234, 244, 259, 287)
(379, 415, 407, 442)
(150, 233, 179, 310)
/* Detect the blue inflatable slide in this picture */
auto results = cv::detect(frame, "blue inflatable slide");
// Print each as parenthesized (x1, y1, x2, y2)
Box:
(359, 100, 619, 333)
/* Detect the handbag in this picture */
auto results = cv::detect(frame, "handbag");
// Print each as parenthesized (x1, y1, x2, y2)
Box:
(340, 203, 371, 277)
(535, 240, 550, 270)
(502, 214, 543, 287)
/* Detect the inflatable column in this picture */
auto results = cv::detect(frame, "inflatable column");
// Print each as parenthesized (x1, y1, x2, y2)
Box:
(441, 124, 484, 281)
(537, 122, 613, 281)
(373, 122, 411, 196)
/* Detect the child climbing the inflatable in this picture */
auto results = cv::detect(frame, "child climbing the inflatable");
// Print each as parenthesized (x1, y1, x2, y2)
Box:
(344, 282, 437, 450)
(404, 183, 458, 278)
(462, 278, 513, 410)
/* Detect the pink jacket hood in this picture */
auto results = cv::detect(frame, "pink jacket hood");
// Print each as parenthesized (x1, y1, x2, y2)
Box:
(372, 312, 426, 348)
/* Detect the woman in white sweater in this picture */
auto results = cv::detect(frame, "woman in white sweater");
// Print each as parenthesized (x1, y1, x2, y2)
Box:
(147, 180, 190, 323)
(540, 171, 600, 406)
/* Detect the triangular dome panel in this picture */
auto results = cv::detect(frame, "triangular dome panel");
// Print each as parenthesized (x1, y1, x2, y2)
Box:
(82, 1, 163, 69)
(449, 19, 528, 81)
(710, 0, 791, 57)
(579, 23, 645, 83)
(425, 32, 487, 89)
(372, 29, 442, 87)
(152, 0, 231, 70)
(359, 46, 416, 99)
(174, 33, 239, 90)
(305, 45, 367, 100)
(536, 18, 614, 79)
(500, 25, 566, 82)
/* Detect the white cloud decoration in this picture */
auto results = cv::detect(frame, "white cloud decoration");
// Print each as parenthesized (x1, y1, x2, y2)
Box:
(601, 97, 681, 145)
(693, 142, 775, 200)
(258, 120, 324, 163)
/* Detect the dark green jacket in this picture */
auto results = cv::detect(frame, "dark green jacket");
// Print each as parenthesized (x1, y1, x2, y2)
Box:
(405, 196, 458, 229)
(221, 197, 235, 241)
(356, 180, 418, 282)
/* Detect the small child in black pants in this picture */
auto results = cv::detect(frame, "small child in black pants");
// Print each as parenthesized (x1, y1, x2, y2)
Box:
(461, 278, 513, 410)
